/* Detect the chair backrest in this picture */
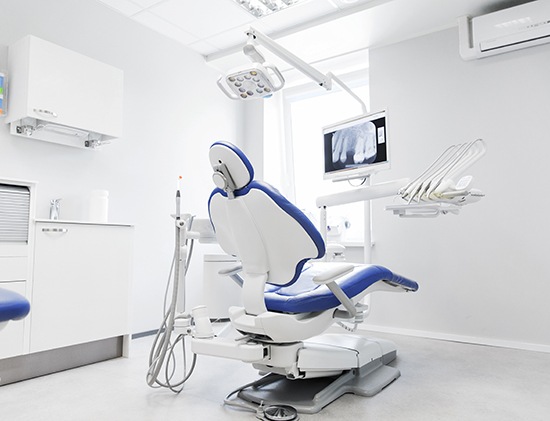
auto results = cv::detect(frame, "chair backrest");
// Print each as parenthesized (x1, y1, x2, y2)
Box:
(208, 141, 325, 286)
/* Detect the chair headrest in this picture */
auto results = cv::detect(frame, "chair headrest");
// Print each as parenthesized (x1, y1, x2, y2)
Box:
(209, 142, 255, 191)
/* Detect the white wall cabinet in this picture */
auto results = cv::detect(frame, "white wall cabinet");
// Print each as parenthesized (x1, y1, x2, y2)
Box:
(30, 221, 133, 353)
(6, 36, 123, 149)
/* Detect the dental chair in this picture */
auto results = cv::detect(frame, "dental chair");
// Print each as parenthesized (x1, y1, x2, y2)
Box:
(192, 141, 419, 414)
(0, 288, 30, 331)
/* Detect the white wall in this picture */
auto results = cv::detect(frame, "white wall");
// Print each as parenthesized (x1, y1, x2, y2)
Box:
(241, 100, 265, 179)
(0, 0, 240, 333)
(365, 27, 550, 351)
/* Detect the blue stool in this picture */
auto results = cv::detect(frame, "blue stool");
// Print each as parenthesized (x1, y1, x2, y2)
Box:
(0, 288, 30, 329)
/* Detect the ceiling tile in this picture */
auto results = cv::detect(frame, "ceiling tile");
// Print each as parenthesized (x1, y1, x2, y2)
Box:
(132, 10, 199, 45)
(148, 0, 255, 39)
(258, 0, 337, 30)
(204, 21, 274, 51)
(187, 40, 221, 56)
(129, 0, 164, 8)
(330, 0, 379, 10)
(203, 27, 248, 51)
(96, 0, 142, 16)
(273, 13, 371, 64)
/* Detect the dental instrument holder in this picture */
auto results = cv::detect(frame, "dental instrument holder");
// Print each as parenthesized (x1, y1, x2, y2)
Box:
(173, 214, 193, 316)
(192, 305, 214, 339)
(171, 209, 211, 326)
(387, 139, 486, 218)
(146, 188, 216, 392)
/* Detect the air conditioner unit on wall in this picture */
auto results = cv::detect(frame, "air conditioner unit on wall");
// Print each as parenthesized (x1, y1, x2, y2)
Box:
(458, 0, 550, 60)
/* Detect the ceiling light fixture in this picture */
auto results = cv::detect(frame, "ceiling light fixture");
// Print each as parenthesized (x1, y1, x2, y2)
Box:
(233, 0, 306, 18)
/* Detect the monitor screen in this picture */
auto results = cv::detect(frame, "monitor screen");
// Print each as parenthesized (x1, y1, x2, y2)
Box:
(323, 110, 389, 182)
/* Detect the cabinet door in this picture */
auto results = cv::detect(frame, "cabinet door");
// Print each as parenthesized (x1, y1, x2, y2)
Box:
(0, 281, 28, 359)
(30, 223, 132, 353)
(26, 36, 123, 138)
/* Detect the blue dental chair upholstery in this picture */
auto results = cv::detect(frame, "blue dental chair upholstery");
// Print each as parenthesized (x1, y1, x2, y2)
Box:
(0, 288, 30, 328)
(264, 263, 417, 314)
(203, 141, 418, 413)
(208, 141, 418, 319)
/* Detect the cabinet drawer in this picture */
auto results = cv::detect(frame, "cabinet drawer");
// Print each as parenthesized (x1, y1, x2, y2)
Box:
(0, 256, 28, 281)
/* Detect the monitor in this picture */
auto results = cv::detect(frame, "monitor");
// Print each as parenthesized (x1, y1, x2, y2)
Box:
(323, 110, 389, 182)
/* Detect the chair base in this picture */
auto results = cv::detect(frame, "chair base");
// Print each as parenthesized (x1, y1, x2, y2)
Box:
(238, 354, 400, 414)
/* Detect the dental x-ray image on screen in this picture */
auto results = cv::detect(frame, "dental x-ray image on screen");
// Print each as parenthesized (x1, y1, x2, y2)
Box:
(323, 110, 389, 181)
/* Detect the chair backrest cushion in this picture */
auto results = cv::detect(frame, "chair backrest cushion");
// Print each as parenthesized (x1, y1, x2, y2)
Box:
(208, 142, 325, 287)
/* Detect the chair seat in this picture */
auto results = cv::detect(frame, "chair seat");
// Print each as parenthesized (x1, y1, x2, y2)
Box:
(264, 263, 419, 314)
(0, 288, 31, 323)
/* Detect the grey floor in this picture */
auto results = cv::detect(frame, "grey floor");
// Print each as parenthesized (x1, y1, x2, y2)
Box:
(1, 328, 550, 421)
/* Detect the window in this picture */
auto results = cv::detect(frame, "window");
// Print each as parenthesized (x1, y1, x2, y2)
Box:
(264, 71, 370, 244)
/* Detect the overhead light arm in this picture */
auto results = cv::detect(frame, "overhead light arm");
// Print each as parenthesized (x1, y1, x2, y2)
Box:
(246, 27, 330, 88)
(243, 42, 267, 64)
(246, 27, 367, 113)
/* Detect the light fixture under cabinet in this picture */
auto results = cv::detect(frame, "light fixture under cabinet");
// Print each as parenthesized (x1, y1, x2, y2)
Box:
(13, 117, 110, 149)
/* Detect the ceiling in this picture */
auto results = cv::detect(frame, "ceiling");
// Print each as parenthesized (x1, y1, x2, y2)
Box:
(95, 0, 533, 71)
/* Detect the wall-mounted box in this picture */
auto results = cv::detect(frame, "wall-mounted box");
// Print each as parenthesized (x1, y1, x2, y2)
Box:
(6, 36, 123, 149)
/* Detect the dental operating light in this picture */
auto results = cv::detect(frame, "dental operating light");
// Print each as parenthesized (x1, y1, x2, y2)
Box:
(217, 27, 368, 114)
(219, 63, 285, 100)
(217, 32, 285, 100)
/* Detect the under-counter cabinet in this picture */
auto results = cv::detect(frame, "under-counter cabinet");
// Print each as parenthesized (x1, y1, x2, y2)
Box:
(0, 182, 32, 359)
(0, 276, 28, 359)
(30, 221, 133, 353)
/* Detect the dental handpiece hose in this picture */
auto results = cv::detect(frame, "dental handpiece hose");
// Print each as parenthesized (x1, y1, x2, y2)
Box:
(146, 180, 184, 387)
(146, 177, 198, 391)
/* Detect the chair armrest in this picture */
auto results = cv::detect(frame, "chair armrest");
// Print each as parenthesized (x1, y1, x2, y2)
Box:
(313, 264, 356, 317)
(218, 264, 244, 288)
(218, 264, 242, 276)
(313, 264, 354, 284)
